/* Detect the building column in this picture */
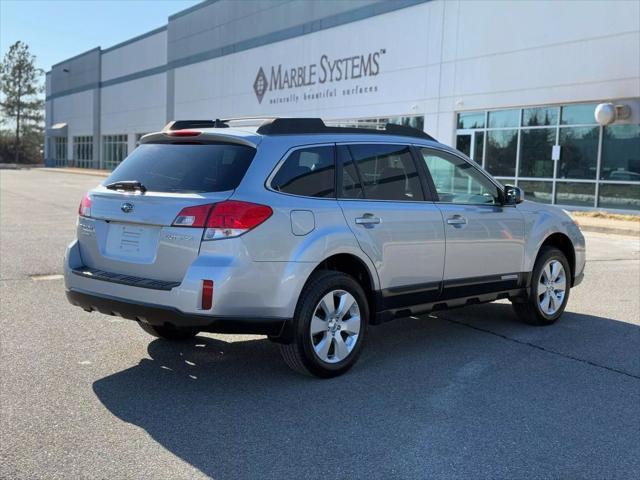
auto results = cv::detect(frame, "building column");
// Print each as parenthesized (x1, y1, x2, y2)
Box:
(93, 87, 101, 169)
(166, 68, 175, 123)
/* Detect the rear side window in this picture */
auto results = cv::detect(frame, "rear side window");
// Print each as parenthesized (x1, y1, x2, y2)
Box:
(270, 146, 335, 198)
(342, 144, 424, 201)
(105, 143, 255, 193)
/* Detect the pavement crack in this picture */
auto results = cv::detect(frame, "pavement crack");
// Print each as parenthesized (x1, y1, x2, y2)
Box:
(441, 317, 640, 380)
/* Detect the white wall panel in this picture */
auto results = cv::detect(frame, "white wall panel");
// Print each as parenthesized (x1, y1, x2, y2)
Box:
(100, 74, 166, 135)
(52, 90, 93, 136)
(101, 30, 167, 82)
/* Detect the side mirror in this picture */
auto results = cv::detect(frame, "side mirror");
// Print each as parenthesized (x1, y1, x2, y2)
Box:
(504, 185, 524, 205)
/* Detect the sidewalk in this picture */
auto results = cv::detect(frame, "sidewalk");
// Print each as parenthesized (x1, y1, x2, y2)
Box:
(571, 212, 639, 237)
(39, 167, 110, 177)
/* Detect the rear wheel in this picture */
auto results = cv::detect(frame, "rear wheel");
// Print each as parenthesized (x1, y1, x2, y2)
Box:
(512, 247, 571, 325)
(137, 322, 198, 341)
(279, 271, 369, 378)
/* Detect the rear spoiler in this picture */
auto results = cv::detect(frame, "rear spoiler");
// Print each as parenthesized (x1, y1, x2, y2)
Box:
(139, 131, 260, 148)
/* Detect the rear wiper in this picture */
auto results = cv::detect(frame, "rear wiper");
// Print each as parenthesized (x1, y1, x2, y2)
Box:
(104, 180, 147, 193)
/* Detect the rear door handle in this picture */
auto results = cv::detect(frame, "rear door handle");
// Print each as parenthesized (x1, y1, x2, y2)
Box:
(446, 215, 467, 226)
(355, 214, 381, 226)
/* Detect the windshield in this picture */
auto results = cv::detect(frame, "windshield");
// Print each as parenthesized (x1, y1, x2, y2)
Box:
(104, 143, 256, 193)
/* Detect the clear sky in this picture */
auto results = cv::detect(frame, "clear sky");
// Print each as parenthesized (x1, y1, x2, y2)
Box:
(0, 0, 201, 72)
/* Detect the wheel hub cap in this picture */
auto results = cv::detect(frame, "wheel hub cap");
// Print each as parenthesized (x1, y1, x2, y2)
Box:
(537, 260, 566, 316)
(309, 290, 361, 364)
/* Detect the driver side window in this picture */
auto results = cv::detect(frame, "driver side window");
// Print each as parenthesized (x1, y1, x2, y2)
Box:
(419, 148, 500, 205)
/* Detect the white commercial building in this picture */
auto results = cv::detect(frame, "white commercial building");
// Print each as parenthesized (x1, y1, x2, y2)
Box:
(45, 0, 640, 210)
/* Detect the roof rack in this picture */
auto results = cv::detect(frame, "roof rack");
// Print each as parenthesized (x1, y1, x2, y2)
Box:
(256, 118, 437, 141)
(163, 117, 437, 142)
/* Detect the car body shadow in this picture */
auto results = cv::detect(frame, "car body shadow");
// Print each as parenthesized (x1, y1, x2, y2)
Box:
(93, 303, 640, 479)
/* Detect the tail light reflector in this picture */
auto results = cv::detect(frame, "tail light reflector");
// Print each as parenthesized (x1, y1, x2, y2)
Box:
(171, 201, 272, 240)
(172, 204, 212, 227)
(79, 193, 92, 217)
(201, 280, 213, 310)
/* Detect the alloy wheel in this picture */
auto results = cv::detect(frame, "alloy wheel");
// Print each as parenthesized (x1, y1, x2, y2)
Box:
(309, 290, 361, 363)
(537, 259, 567, 316)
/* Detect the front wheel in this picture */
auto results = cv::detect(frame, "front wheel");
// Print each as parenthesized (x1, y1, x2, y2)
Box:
(279, 271, 369, 378)
(512, 247, 571, 325)
(137, 322, 198, 341)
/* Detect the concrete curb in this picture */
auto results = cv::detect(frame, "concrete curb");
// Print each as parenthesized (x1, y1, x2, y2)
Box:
(38, 168, 110, 177)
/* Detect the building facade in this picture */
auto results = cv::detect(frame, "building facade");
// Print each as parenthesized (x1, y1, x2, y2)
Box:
(45, 0, 640, 211)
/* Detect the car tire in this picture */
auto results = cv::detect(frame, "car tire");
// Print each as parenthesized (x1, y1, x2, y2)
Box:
(279, 270, 369, 378)
(512, 246, 571, 326)
(137, 322, 198, 340)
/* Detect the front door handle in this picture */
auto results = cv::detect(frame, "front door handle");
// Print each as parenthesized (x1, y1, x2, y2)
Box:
(446, 215, 467, 226)
(355, 213, 381, 226)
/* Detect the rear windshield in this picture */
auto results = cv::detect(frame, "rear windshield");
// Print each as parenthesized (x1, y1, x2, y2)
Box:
(104, 143, 256, 193)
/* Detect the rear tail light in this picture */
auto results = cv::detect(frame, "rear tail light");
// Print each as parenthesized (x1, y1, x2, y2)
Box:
(204, 200, 273, 240)
(164, 130, 202, 137)
(171, 200, 272, 240)
(79, 193, 92, 217)
(201, 280, 214, 310)
(172, 204, 211, 227)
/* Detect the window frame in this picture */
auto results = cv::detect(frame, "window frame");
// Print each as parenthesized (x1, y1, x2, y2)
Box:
(416, 145, 509, 207)
(265, 143, 338, 200)
(336, 141, 434, 203)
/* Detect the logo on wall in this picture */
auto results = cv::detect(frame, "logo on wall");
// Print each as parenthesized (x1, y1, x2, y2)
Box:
(252, 49, 385, 105)
(253, 67, 269, 104)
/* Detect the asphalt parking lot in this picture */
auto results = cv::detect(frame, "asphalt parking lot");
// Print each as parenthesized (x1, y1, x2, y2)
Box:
(1, 169, 639, 479)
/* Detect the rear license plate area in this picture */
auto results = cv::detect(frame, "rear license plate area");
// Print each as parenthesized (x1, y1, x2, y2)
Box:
(104, 223, 160, 263)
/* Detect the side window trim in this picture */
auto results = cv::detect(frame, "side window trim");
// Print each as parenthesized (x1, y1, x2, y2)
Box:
(336, 144, 367, 200)
(336, 141, 427, 203)
(417, 146, 506, 206)
(265, 143, 337, 199)
(409, 145, 437, 202)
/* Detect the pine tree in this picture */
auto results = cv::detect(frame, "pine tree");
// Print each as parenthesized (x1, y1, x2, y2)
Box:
(0, 41, 44, 163)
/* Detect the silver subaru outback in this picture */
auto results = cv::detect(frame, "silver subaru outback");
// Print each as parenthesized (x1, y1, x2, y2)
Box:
(64, 118, 585, 377)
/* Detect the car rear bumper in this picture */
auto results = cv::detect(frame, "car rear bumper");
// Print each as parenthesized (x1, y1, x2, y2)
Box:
(64, 239, 315, 320)
(66, 288, 290, 337)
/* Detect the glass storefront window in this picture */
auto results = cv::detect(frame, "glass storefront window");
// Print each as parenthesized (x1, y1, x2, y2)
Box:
(558, 127, 599, 179)
(488, 109, 519, 128)
(102, 134, 128, 170)
(598, 184, 640, 211)
(600, 124, 640, 181)
(485, 130, 517, 176)
(560, 103, 598, 125)
(555, 182, 595, 207)
(474, 131, 484, 164)
(456, 135, 471, 157)
(522, 107, 558, 127)
(457, 112, 485, 129)
(519, 128, 555, 178)
(454, 100, 639, 211)
(518, 180, 553, 204)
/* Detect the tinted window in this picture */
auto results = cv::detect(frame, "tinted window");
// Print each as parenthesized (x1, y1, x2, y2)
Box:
(338, 146, 364, 199)
(558, 127, 599, 179)
(420, 148, 500, 205)
(600, 124, 640, 181)
(485, 129, 517, 176)
(105, 143, 255, 193)
(271, 146, 335, 198)
(488, 109, 519, 128)
(344, 144, 424, 201)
